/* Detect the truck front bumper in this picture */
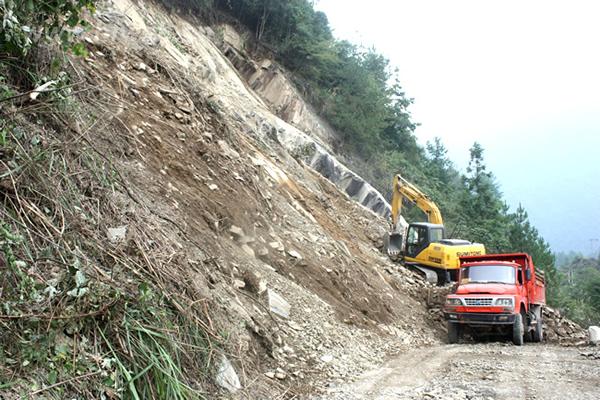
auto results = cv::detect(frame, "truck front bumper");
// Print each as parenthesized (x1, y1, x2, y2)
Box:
(444, 312, 516, 325)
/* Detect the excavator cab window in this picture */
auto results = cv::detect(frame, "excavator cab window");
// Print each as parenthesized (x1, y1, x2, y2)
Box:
(430, 227, 444, 242)
(406, 225, 429, 258)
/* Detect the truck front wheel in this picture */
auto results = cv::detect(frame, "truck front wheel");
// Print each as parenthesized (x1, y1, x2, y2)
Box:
(512, 313, 524, 346)
(448, 322, 461, 344)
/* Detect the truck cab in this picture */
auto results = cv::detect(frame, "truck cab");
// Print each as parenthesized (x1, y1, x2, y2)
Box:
(444, 253, 545, 345)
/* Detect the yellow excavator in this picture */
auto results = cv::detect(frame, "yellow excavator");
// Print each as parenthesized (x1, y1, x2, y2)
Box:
(385, 174, 485, 284)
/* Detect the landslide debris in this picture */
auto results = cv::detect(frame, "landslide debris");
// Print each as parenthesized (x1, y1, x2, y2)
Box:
(0, 0, 442, 398)
(544, 306, 588, 344)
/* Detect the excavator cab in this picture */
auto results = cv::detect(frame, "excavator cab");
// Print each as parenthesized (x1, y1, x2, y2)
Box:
(405, 223, 444, 258)
(386, 222, 445, 258)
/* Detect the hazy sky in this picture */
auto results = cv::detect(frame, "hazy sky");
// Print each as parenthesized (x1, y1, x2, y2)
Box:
(315, 0, 600, 255)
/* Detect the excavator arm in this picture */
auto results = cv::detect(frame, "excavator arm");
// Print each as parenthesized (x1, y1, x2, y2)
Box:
(390, 174, 443, 226)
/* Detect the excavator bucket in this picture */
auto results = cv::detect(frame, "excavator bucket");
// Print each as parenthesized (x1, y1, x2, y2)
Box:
(385, 233, 404, 257)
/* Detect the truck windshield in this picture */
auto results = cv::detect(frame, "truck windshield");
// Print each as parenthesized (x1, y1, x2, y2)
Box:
(460, 265, 515, 284)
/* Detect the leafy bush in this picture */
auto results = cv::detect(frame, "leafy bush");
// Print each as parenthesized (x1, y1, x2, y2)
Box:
(0, 0, 95, 56)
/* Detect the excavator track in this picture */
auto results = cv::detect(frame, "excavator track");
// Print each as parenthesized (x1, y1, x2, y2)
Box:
(405, 263, 441, 284)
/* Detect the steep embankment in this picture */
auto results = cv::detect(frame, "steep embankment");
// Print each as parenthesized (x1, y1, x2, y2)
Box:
(0, 1, 437, 398)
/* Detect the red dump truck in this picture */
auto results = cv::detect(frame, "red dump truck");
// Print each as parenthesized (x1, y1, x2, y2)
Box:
(443, 253, 545, 345)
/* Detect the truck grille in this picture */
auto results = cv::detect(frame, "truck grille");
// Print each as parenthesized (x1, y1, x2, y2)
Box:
(464, 298, 493, 306)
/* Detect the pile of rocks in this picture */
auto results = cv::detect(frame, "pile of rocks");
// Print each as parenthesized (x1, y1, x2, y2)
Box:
(543, 306, 587, 344)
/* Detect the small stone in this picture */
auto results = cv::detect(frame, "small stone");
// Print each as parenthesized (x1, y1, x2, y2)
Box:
(229, 225, 244, 238)
(232, 279, 245, 289)
(174, 112, 184, 120)
(267, 289, 290, 318)
(287, 250, 302, 259)
(264, 371, 275, 379)
(215, 355, 241, 393)
(257, 247, 269, 257)
(288, 321, 302, 331)
(207, 183, 219, 191)
(589, 326, 600, 345)
(269, 241, 284, 251)
(107, 226, 127, 243)
(320, 354, 334, 363)
(243, 270, 266, 294)
(275, 368, 286, 380)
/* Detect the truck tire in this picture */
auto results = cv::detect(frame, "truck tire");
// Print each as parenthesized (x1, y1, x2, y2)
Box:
(448, 322, 461, 344)
(512, 313, 524, 346)
(532, 307, 544, 342)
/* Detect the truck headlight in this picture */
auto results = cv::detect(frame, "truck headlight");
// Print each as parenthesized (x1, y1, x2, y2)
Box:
(446, 298, 462, 306)
(494, 298, 514, 307)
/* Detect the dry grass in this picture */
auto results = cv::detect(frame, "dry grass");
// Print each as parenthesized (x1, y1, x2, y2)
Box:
(0, 50, 225, 399)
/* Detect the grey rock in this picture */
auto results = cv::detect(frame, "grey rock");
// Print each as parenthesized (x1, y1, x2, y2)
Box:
(229, 225, 244, 238)
(107, 226, 127, 243)
(215, 355, 241, 392)
(288, 250, 302, 259)
(589, 326, 600, 345)
(268, 289, 291, 318)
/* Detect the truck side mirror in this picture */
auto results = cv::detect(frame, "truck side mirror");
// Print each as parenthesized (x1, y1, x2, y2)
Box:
(525, 269, 532, 281)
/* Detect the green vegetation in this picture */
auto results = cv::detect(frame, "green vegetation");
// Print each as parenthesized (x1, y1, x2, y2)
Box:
(553, 253, 600, 326)
(0, 0, 94, 56)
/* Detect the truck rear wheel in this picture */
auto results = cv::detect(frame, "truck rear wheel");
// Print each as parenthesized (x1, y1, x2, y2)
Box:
(448, 322, 461, 344)
(512, 313, 524, 346)
(532, 307, 544, 342)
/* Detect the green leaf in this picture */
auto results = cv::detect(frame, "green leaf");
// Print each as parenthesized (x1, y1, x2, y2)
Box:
(71, 42, 88, 57)
(67, 14, 80, 28)
(48, 370, 58, 385)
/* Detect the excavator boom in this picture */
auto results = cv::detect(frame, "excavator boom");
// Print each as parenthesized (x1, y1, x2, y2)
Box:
(390, 175, 443, 226)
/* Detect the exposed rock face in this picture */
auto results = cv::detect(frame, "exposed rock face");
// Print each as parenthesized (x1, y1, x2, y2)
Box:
(219, 26, 339, 150)
(216, 25, 397, 221)
(310, 149, 391, 218)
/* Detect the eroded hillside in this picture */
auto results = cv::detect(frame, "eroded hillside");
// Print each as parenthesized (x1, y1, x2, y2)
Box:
(0, 1, 442, 398)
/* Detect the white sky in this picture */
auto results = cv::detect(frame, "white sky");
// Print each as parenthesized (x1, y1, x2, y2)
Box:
(315, 0, 600, 254)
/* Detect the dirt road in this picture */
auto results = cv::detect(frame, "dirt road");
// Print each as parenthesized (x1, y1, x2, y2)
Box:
(317, 343, 600, 400)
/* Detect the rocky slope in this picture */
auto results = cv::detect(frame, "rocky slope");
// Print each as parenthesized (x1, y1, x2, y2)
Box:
(0, 0, 437, 398)
(80, 1, 438, 396)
